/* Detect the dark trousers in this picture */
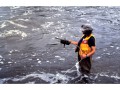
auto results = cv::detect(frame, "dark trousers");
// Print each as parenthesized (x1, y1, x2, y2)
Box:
(78, 54, 91, 75)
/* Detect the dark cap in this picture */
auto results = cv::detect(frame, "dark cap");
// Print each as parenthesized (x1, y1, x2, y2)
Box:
(81, 24, 93, 31)
(81, 24, 93, 35)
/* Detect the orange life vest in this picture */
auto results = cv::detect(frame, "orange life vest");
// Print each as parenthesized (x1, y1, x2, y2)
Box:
(79, 34, 94, 56)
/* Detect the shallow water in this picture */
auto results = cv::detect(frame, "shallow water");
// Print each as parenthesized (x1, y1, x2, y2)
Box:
(0, 6, 120, 84)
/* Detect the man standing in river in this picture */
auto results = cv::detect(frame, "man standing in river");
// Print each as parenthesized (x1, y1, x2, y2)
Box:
(60, 24, 96, 83)
(69, 24, 96, 75)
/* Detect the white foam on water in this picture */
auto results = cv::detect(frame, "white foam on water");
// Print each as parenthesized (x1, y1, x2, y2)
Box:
(59, 57, 65, 61)
(0, 68, 2, 71)
(46, 61, 49, 63)
(0, 62, 4, 64)
(37, 58, 40, 60)
(28, 59, 32, 61)
(8, 62, 12, 64)
(0, 78, 10, 84)
(23, 10, 33, 16)
(116, 47, 119, 50)
(99, 73, 109, 77)
(17, 19, 29, 22)
(75, 62, 81, 76)
(9, 50, 19, 54)
(50, 7, 64, 12)
(41, 22, 54, 29)
(110, 46, 114, 48)
(112, 52, 115, 54)
(94, 72, 120, 81)
(10, 6, 21, 9)
(55, 56, 60, 58)
(0, 30, 27, 39)
(0, 72, 71, 84)
(32, 28, 40, 31)
(53, 14, 61, 17)
(55, 55, 65, 61)
(7, 21, 27, 28)
(103, 48, 107, 51)
(51, 32, 57, 35)
(106, 53, 111, 55)
(110, 75, 120, 80)
(93, 73, 99, 80)
(9, 50, 13, 54)
(55, 73, 71, 83)
(0, 22, 7, 28)
(13, 73, 56, 83)
(96, 56, 101, 59)
(32, 54, 36, 57)
(61, 69, 76, 74)
(38, 61, 41, 64)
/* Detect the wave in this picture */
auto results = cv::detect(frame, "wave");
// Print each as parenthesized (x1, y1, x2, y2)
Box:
(0, 30, 27, 39)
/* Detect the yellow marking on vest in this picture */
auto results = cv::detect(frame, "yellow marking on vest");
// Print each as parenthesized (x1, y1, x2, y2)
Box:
(79, 34, 94, 55)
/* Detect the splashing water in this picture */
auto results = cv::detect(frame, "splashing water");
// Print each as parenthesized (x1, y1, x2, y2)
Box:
(75, 62, 81, 76)
(0, 30, 27, 39)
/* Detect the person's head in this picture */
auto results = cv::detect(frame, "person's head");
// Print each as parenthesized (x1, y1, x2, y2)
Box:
(81, 24, 93, 36)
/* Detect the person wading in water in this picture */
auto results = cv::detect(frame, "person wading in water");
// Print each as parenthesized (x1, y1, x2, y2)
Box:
(60, 24, 96, 74)
(59, 24, 96, 83)
(70, 24, 96, 76)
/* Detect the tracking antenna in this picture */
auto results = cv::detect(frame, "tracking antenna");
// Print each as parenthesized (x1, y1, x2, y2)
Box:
(55, 37, 71, 48)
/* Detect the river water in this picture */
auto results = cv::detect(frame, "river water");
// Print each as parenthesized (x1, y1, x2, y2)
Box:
(0, 6, 120, 84)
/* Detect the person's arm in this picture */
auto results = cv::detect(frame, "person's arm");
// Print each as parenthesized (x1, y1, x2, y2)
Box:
(87, 46, 96, 57)
(69, 40, 78, 45)
(87, 36, 96, 57)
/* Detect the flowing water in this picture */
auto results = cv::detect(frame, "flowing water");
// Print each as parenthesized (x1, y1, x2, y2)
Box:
(0, 6, 120, 84)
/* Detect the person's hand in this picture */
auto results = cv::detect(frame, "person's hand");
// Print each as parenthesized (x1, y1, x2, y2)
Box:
(80, 54, 87, 59)
(60, 39, 71, 45)
(69, 40, 72, 43)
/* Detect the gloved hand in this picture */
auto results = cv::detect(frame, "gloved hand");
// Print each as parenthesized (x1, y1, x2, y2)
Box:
(60, 39, 71, 45)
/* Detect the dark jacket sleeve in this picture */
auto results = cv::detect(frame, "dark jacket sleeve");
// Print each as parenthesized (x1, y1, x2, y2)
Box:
(75, 38, 83, 52)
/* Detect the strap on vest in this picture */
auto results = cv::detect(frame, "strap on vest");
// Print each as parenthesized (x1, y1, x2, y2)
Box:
(75, 34, 94, 52)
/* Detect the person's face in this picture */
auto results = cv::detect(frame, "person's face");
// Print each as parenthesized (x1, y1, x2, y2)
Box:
(82, 29, 87, 34)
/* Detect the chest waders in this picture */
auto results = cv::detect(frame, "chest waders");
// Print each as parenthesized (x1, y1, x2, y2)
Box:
(78, 34, 94, 74)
